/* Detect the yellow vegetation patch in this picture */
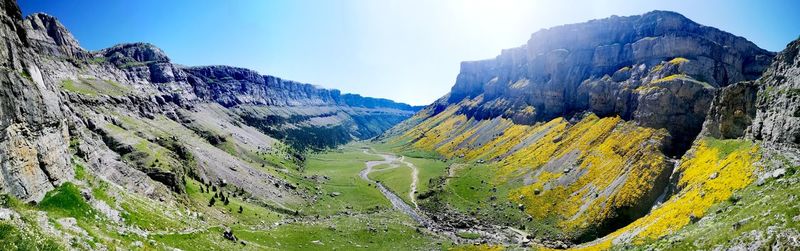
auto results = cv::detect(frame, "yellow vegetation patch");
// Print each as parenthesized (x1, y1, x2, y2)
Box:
(572, 138, 760, 250)
(400, 107, 671, 237)
(449, 244, 504, 251)
(509, 116, 669, 233)
(668, 57, 689, 65)
(651, 74, 688, 84)
(649, 63, 664, 74)
(632, 139, 758, 239)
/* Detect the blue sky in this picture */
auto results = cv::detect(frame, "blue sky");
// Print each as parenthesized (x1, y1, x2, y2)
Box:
(18, 0, 800, 106)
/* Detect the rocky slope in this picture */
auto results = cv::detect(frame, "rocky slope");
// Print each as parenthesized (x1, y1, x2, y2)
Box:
(381, 10, 799, 248)
(576, 36, 800, 251)
(0, 0, 417, 206)
(0, 0, 430, 248)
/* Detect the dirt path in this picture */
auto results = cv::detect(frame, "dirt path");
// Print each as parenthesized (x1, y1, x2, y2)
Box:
(359, 148, 532, 246)
(397, 156, 420, 209)
(360, 150, 432, 226)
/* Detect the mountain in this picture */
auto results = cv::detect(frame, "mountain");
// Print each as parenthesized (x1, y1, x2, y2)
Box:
(381, 10, 799, 248)
(1, 1, 417, 204)
(393, 11, 773, 156)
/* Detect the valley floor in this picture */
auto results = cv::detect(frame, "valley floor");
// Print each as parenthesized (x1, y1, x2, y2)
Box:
(3, 140, 799, 251)
(0, 142, 450, 250)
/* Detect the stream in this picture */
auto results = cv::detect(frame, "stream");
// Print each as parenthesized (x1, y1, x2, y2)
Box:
(359, 150, 431, 226)
(359, 149, 530, 245)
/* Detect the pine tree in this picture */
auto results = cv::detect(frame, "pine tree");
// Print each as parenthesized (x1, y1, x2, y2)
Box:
(238, 206, 243, 214)
(208, 197, 216, 207)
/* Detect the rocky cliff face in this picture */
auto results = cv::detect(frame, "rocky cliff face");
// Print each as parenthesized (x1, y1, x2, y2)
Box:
(0, 0, 73, 202)
(22, 12, 86, 59)
(0, 0, 417, 204)
(750, 39, 800, 145)
(703, 38, 800, 145)
(184, 65, 419, 149)
(443, 11, 773, 155)
(186, 65, 415, 109)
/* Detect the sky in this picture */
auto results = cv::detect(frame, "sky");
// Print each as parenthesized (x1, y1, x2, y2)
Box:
(17, 0, 800, 106)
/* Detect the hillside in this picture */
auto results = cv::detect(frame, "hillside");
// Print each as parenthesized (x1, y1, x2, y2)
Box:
(0, 0, 433, 249)
(380, 10, 800, 250)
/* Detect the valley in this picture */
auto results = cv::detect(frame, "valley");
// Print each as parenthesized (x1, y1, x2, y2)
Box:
(2, 0, 800, 250)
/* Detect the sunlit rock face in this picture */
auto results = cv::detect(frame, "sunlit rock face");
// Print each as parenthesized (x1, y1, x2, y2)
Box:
(0, 1, 73, 202)
(750, 39, 800, 145)
(445, 10, 773, 155)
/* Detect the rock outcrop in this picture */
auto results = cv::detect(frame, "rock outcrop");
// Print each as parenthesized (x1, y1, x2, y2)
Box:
(22, 13, 86, 59)
(702, 38, 800, 146)
(701, 81, 759, 139)
(750, 39, 800, 145)
(0, 1, 73, 202)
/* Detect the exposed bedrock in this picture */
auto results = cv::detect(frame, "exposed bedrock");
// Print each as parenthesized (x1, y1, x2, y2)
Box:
(445, 10, 774, 156)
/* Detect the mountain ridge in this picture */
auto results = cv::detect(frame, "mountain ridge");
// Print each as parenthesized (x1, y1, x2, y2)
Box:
(380, 9, 799, 248)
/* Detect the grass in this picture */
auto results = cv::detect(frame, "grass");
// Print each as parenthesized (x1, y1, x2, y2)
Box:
(302, 145, 390, 216)
(405, 156, 448, 194)
(38, 182, 96, 220)
(154, 211, 441, 251)
(456, 231, 482, 239)
(73, 161, 87, 181)
(704, 137, 753, 158)
(183, 177, 281, 226)
(234, 211, 438, 250)
(60, 78, 131, 97)
(87, 57, 106, 64)
(369, 163, 414, 205)
(19, 69, 32, 81)
(0, 224, 61, 251)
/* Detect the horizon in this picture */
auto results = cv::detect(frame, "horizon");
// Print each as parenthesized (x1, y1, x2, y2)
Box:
(18, 0, 800, 106)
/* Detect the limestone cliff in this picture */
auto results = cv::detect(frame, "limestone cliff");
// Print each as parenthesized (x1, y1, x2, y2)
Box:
(0, 1, 73, 202)
(441, 11, 773, 154)
(0, 0, 418, 204)
(750, 39, 800, 145)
